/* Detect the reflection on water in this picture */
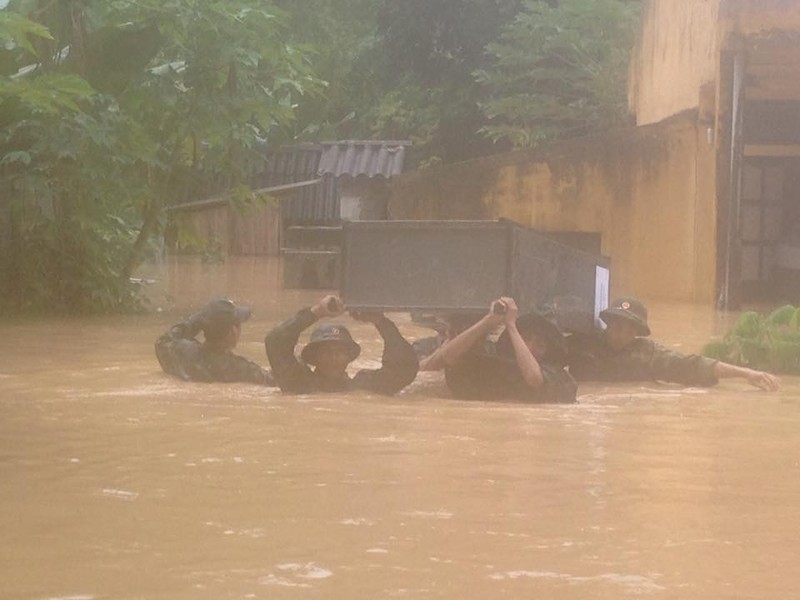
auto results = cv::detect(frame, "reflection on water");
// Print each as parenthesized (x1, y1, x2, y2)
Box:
(1, 256, 799, 599)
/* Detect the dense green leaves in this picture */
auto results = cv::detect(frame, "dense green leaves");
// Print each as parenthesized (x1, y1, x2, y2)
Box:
(0, 0, 318, 314)
(477, 0, 640, 148)
(279, 0, 638, 162)
(702, 306, 800, 374)
(274, 0, 524, 165)
(368, 0, 522, 164)
(0, 9, 52, 53)
(0, 73, 94, 115)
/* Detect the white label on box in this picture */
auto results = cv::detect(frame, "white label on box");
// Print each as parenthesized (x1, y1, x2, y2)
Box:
(595, 266, 610, 329)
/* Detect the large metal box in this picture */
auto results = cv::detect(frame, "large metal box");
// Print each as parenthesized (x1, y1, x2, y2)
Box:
(283, 250, 339, 289)
(341, 220, 610, 332)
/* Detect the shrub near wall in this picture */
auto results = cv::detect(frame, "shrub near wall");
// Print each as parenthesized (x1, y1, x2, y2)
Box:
(703, 306, 800, 374)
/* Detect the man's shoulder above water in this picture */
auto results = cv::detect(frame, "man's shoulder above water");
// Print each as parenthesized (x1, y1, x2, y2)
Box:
(567, 331, 659, 380)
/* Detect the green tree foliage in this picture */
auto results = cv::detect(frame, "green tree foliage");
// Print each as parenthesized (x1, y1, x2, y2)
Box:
(278, 0, 639, 164)
(0, 0, 318, 314)
(476, 0, 640, 148)
(702, 306, 800, 374)
(272, 0, 381, 142)
(370, 0, 522, 166)
(279, 0, 522, 166)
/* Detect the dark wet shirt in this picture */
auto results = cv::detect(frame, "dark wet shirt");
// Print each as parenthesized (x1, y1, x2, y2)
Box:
(445, 344, 577, 404)
(155, 317, 274, 385)
(265, 308, 419, 396)
(567, 333, 719, 386)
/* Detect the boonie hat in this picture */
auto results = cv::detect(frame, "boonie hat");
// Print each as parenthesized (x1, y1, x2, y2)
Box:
(198, 298, 251, 341)
(599, 297, 650, 336)
(301, 323, 361, 365)
(202, 297, 251, 328)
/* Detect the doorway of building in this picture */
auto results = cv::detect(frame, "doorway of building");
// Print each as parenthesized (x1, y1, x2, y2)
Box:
(733, 36, 800, 304)
(739, 156, 800, 300)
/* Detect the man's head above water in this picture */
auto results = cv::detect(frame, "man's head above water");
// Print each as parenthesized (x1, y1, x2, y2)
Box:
(302, 294, 386, 380)
(492, 298, 566, 363)
(201, 297, 251, 351)
(599, 297, 650, 352)
(301, 322, 361, 378)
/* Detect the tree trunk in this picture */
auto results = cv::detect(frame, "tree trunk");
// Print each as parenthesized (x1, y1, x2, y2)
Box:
(123, 193, 162, 282)
(122, 141, 182, 281)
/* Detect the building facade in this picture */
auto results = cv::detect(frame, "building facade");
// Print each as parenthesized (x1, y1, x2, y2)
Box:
(389, 0, 800, 307)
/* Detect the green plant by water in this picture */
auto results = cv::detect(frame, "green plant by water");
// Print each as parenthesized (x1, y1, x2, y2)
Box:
(703, 305, 800, 374)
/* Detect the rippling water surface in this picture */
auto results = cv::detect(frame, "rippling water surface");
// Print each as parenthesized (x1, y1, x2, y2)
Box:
(2, 257, 799, 599)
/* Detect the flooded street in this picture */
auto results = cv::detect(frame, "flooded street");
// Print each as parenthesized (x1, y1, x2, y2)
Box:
(2, 256, 800, 599)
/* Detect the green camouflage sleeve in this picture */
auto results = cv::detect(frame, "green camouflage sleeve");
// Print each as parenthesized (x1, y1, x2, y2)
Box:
(647, 341, 719, 386)
(352, 317, 419, 395)
(265, 308, 318, 393)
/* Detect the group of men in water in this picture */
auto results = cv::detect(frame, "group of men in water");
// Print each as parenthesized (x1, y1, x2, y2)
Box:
(155, 294, 781, 402)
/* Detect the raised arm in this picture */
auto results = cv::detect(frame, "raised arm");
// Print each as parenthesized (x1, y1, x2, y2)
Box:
(500, 297, 545, 389)
(351, 312, 419, 395)
(265, 295, 343, 393)
(430, 301, 505, 368)
(155, 311, 206, 379)
(157, 311, 204, 344)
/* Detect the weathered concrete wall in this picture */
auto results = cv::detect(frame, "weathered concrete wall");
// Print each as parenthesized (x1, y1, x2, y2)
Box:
(629, 0, 720, 126)
(388, 117, 717, 303)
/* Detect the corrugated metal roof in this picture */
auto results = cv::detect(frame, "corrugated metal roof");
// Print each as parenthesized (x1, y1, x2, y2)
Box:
(170, 140, 409, 225)
(256, 145, 339, 223)
(318, 140, 411, 178)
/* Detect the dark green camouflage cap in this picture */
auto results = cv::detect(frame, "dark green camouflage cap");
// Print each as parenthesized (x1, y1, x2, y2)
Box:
(600, 297, 650, 336)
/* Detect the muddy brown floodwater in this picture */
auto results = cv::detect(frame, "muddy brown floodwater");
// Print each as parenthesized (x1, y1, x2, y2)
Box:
(2, 256, 799, 599)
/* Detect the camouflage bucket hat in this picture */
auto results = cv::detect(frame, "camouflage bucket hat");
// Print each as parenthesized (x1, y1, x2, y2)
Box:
(301, 323, 361, 365)
(202, 298, 251, 328)
(599, 297, 651, 336)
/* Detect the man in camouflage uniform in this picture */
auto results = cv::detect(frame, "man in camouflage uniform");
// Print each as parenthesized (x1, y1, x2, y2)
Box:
(427, 297, 577, 403)
(567, 297, 780, 391)
(156, 298, 274, 385)
(265, 294, 418, 395)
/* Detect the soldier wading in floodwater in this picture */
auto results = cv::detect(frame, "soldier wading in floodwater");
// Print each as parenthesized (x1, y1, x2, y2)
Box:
(423, 297, 577, 403)
(567, 297, 781, 391)
(156, 297, 274, 385)
(265, 294, 419, 395)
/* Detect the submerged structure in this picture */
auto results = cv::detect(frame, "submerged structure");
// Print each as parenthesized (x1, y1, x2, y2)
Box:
(341, 219, 610, 334)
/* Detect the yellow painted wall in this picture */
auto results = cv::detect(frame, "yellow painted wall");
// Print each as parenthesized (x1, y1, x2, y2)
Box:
(388, 118, 717, 303)
(723, 1, 800, 36)
(630, 0, 800, 126)
(629, 0, 720, 126)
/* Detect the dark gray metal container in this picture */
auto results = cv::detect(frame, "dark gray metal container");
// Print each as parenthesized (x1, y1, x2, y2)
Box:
(340, 220, 610, 332)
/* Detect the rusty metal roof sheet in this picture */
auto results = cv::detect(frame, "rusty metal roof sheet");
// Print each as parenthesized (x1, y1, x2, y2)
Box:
(318, 140, 411, 178)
